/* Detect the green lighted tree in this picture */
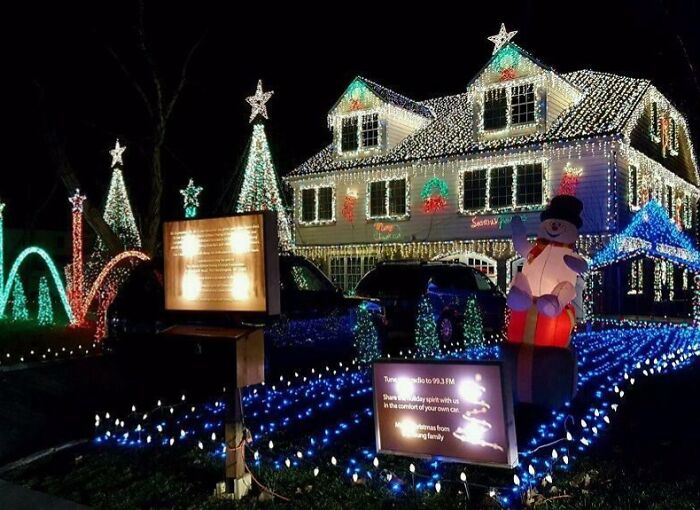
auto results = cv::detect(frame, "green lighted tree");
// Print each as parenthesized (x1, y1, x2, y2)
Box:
(463, 295, 484, 347)
(353, 303, 380, 364)
(37, 276, 54, 326)
(415, 295, 439, 357)
(11, 276, 29, 321)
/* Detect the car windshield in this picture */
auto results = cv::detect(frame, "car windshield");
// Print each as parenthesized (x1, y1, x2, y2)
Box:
(281, 258, 336, 293)
(355, 265, 432, 297)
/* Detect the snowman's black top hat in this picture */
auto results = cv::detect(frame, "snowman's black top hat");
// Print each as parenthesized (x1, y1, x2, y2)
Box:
(540, 195, 583, 229)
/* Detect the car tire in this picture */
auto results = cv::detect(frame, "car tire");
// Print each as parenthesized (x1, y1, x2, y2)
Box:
(438, 315, 456, 344)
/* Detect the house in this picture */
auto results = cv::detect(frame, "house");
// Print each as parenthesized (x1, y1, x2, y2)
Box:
(284, 25, 700, 313)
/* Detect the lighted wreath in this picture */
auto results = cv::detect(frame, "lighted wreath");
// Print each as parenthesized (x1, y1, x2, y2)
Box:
(421, 177, 449, 214)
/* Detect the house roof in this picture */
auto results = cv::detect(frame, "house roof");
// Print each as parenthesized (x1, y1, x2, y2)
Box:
(348, 76, 435, 119)
(287, 70, 651, 178)
(589, 200, 700, 272)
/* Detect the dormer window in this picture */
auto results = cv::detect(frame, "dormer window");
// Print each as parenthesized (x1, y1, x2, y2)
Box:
(339, 112, 381, 153)
(483, 82, 536, 132)
(361, 113, 379, 148)
(341, 117, 358, 152)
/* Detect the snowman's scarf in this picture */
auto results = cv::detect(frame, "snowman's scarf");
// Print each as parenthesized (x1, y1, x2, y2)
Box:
(527, 238, 575, 263)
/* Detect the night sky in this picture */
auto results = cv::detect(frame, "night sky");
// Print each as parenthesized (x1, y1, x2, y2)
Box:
(6, 0, 700, 237)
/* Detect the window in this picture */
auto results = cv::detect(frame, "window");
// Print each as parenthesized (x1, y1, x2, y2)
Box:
(666, 185, 673, 217)
(516, 163, 543, 205)
(301, 189, 316, 222)
(511, 84, 535, 125)
(461, 163, 544, 212)
(489, 166, 512, 209)
(627, 259, 644, 295)
(650, 102, 659, 138)
(670, 118, 679, 153)
(299, 186, 334, 224)
(463, 169, 487, 210)
(484, 88, 507, 130)
(628, 165, 638, 208)
(369, 181, 386, 217)
(361, 113, 379, 148)
(388, 179, 406, 216)
(341, 117, 358, 152)
(368, 178, 407, 218)
(329, 256, 377, 291)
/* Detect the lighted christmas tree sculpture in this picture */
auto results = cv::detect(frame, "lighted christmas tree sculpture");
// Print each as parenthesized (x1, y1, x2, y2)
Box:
(463, 296, 484, 347)
(180, 178, 203, 219)
(100, 140, 141, 251)
(236, 80, 293, 249)
(415, 295, 439, 357)
(11, 276, 29, 321)
(37, 276, 54, 325)
(353, 303, 380, 364)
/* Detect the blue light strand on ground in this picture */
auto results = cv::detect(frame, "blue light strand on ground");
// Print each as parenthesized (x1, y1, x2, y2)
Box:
(91, 327, 699, 507)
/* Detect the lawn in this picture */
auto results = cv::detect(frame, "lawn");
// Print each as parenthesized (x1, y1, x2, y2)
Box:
(3, 327, 700, 509)
(0, 321, 97, 366)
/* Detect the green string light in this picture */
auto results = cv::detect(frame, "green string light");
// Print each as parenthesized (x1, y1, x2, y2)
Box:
(37, 276, 54, 326)
(11, 275, 29, 321)
(415, 295, 439, 357)
(463, 295, 484, 347)
(353, 303, 380, 364)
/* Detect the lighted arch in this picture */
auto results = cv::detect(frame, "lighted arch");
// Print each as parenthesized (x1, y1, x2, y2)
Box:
(0, 246, 74, 323)
(78, 250, 150, 322)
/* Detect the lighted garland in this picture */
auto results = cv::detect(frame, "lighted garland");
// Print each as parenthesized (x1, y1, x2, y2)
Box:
(420, 177, 449, 214)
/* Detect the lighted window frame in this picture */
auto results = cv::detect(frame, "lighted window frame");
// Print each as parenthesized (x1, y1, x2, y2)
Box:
(628, 164, 639, 209)
(367, 177, 409, 220)
(460, 162, 546, 214)
(482, 81, 538, 132)
(299, 186, 335, 225)
(338, 112, 382, 154)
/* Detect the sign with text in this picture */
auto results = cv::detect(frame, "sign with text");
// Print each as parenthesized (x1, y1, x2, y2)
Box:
(163, 213, 280, 314)
(373, 360, 517, 467)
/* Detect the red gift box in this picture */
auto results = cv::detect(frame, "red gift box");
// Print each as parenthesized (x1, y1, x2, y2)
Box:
(506, 302, 575, 348)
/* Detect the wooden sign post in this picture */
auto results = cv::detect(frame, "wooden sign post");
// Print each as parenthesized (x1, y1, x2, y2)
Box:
(162, 212, 279, 500)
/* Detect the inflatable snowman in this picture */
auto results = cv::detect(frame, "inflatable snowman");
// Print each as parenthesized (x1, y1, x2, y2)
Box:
(508, 195, 588, 318)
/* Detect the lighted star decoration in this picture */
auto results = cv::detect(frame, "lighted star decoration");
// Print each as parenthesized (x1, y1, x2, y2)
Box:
(488, 23, 518, 55)
(69, 189, 87, 213)
(109, 139, 126, 167)
(246, 80, 274, 123)
(180, 178, 203, 218)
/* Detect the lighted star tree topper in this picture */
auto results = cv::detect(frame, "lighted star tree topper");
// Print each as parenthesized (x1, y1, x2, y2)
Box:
(246, 79, 274, 123)
(487, 23, 518, 55)
(237, 81, 293, 249)
(180, 178, 203, 219)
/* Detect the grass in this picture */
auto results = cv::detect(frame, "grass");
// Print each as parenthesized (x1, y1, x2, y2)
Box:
(0, 320, 96, 365)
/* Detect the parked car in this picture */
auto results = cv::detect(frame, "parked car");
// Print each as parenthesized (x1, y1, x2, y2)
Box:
(354, 261, 506, 352)
(105, 254, 383, 371)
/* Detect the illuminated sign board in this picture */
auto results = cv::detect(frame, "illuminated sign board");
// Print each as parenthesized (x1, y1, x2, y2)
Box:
(373, 360, 517, 468)
(163, 213, 280, 315)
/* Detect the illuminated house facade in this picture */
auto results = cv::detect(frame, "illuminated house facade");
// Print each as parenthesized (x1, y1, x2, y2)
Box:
(284, 29, 700, 309)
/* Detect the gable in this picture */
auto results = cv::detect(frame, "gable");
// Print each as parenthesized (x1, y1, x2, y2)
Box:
(331, 78, 385, 116)
(627, 88, 699, 186)
(470, 43, 549, 89)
